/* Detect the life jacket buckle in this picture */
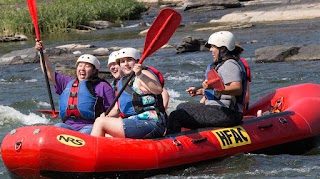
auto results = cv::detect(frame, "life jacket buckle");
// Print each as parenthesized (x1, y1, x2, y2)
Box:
(70, 114, 77, 119)
(72, 83, 78, 87)
(70, 92, 78, 97)
(68, 104, 77, 110)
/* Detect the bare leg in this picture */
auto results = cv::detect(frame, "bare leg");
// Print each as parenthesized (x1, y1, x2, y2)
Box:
(91, 116, 125, 138)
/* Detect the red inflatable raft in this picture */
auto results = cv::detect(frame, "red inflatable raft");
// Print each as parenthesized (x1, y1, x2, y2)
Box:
(2, 83, 320, 178)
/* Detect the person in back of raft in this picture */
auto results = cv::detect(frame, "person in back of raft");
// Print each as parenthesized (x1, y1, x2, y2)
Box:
(35, 41, 115, 134)
(108, 50, 170, 110)
(166, 31, 244, 134)
(107, 50, 122, 91)
(90, 47, 167, 138)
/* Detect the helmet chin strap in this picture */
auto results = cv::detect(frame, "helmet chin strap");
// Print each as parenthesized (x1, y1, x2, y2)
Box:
(218, 47, 228, 60)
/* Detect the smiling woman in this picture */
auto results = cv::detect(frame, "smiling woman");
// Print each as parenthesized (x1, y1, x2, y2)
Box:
(0, 0, 145, 36)
(35, 41, 115, 134)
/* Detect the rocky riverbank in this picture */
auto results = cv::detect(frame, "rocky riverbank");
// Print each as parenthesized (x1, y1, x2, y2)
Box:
(1, 0, 320, 66)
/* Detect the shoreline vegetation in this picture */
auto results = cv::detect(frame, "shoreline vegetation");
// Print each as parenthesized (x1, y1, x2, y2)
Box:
(0, 0, 145, 37)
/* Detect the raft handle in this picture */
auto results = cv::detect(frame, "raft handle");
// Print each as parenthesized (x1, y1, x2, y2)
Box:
(15, 141, 22, 152)
(169, 136, 182, 146)
(191, 137, 207, 144)
(279, 117, 288, 124)
(258, 124, 273, 130)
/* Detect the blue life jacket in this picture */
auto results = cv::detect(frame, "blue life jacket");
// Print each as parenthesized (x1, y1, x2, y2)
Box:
(205, 64, 215, 100)
(59, 79, 104, 121)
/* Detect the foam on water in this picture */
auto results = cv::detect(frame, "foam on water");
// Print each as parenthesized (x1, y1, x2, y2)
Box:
(0, 105, 50, 126)
(167, 88, 186, 112)
(24, 79, 38, 83)
(167, 75, 202, 83)
(36, 101, 51, 108)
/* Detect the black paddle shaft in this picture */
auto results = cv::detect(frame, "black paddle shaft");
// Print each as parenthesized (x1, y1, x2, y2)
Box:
(105, 71, 135, 115)
(39, 49, 56, 112)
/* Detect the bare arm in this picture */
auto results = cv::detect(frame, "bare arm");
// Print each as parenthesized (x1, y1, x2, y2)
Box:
(200, 96, 206, 104)
(136, 69, 163, 95)
(161, 88, 170, 109)
(219, 81, 242, 96)
(35, 42, 56, 85)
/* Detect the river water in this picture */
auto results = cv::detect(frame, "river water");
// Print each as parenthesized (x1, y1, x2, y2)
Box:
(1, 6, 320, 178)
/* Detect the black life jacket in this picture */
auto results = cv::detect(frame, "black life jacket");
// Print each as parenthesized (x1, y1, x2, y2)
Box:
(117, 66, 166, 119)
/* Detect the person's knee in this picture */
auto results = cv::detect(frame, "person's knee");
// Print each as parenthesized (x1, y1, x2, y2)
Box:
(94, 117, 104, 125)
(166, 110, 183, 134)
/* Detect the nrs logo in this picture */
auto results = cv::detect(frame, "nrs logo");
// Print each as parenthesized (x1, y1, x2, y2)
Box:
(57, 134, 85, 147)
(213, 126, 251, 149)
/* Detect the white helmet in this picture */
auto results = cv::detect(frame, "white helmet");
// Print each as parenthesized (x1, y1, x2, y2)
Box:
(76, 54, 100, 70)
(107, 51, 118, 67)
(116, 47, 141, 64)
(205, 31, 236, 51)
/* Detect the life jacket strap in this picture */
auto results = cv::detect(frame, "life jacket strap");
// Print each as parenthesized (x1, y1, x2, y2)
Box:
(66, 80, 82, 118)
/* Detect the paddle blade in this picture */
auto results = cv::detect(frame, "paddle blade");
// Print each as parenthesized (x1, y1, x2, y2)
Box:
(139, 8, 182, 64)
(37, 110, 59, 118)
(206, 70, 225, 91)
(26, 0, 41, 40)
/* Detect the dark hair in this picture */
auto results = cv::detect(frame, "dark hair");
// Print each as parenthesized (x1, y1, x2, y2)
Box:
(221, 45, 243, 61)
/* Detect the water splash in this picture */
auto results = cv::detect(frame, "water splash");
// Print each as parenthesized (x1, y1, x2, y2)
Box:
(36, 101, 51, 108)
(0, 105, 51, 126)
(167, 88, 186, 113)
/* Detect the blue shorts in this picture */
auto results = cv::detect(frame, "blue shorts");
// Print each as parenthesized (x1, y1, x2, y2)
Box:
(123, 119, 166, 139)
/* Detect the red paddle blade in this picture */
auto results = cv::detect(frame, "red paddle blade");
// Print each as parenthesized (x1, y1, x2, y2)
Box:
(138, 8, 182, 64)
(27, 0, 41, 40)
(206, 70, 225, 91)
(37, 110, 59, 118)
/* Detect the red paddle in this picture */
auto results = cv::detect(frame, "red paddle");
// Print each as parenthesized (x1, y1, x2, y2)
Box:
(26, 0, 40, 40)
(105, 8, 182, 115)
(139, 8, 182, 64)
(27, 0, 57, 118)
(206, 70, 225, 91)
(37, 110, 59, 115)
(192, 70, 225, 93)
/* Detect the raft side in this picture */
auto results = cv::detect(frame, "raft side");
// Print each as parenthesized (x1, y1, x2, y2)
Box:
(247, 83, 320, 116)
(38, 127, 98, 172)
(1, 126, 43, 177)
(155, 131, 225, 168)
(94, 137, 159, 171)
(1, 126, 100, 177)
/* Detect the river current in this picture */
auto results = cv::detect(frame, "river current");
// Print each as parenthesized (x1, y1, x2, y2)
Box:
(1, 6, 320, 178)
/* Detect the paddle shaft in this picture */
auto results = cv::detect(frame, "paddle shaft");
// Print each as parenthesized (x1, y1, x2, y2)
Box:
(105, 72, 135, 114)
(39, 48, 56, 115)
